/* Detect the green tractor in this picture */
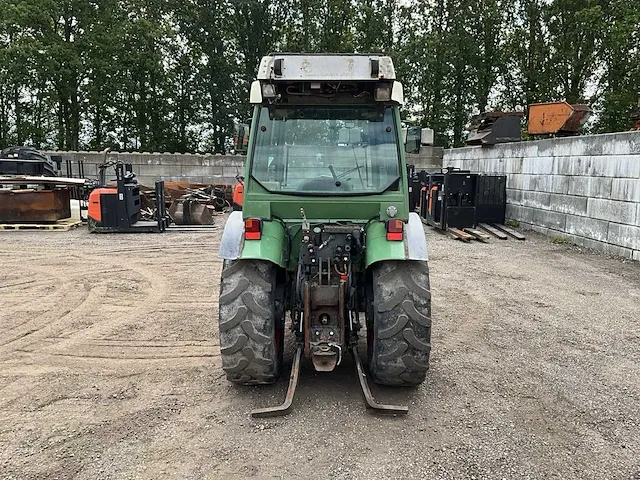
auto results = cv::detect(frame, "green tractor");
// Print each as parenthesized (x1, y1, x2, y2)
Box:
(218, 54, 432, 417)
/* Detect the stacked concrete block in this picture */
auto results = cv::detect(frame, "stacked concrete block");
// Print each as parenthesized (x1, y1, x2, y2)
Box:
(442, 131, 640, 261)
(406, 146, 444, 170)
(51, 145, 446, 187)
(47, 150, 247, 187)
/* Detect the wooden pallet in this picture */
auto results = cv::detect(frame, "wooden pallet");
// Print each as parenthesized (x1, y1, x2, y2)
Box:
(492, 223, 526, 240)
(0, 219, 82, 231)
(463, 228, 491, 243)
(478, 223, 508, 240)
(447, 227, 475, 242)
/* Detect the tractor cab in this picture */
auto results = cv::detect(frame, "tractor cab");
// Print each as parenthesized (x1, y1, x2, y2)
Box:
(218, 55, 432, 417)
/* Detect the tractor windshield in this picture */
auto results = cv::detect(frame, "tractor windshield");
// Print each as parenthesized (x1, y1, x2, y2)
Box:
(250, 106, 401, 195)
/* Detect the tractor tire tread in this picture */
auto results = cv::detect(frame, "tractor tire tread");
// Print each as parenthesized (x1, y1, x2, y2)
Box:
(218, 260, 281, 385)
(369, 260, 432, 386)
(219, 306, 248, 332)
(219, 278, 249, 305)
(220, 334, 248, 355)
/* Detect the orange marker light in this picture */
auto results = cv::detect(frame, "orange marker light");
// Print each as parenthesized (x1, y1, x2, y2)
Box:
(244, 218, 262, 240)
(386, 219, 404, 241)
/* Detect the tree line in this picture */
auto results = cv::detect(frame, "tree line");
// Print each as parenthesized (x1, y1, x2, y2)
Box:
(0, 0, 638, 151)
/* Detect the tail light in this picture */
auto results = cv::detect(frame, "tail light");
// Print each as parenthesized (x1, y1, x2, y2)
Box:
(244, 218, 262, 240)
(386, 219, 404, 241)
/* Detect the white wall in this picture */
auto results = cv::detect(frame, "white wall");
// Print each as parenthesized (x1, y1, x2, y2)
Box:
(444, 132, 640, 261)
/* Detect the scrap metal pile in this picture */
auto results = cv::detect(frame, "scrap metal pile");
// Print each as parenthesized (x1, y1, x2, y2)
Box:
(168, 186, 231, 225)
(138, 182, 232, 225)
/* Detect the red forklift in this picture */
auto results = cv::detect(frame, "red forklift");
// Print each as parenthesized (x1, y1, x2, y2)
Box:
(87, 162, 169, 233)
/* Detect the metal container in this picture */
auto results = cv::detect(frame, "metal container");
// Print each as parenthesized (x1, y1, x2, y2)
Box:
(527, 102, 592, 135)
(0, 188, 71, 223)
(467, 111, 523, 146)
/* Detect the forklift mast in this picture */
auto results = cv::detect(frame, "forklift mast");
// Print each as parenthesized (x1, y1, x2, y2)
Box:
(115, 163, 141, 227)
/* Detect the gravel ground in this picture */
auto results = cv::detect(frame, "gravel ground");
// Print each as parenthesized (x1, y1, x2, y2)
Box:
(0, 223, 638, 479)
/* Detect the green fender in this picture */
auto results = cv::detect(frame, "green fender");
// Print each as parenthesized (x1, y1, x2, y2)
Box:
(365, 221, 407, 267)
(365, 213, 428, 268)
(240, 219, 287, 268)
(229, 213, 427, 270)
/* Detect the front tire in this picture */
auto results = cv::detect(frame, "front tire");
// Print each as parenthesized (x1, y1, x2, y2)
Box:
(218, 260, 283, 385)
(367, 261, 432, 386)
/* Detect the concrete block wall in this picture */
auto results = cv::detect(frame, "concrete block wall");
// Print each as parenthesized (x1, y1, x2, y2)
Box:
(47, 146, 445, 187)
(45, 151, 246, 187)
(407, 146, 444, 171)
(444, 131, 640, 261)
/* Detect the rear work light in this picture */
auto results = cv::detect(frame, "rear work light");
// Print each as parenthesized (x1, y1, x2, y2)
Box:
(386, 219, 404, 241)
(374, 85, 392, 102)
(245, 218, 262, 240)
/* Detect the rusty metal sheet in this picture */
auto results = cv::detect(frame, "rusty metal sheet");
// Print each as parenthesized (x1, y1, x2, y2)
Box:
(168, 200, 215, 225)
(0, 188, 71, 223)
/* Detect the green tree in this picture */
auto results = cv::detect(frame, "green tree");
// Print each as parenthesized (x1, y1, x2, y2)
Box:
(233, 0, 276, 120)
(173, 0, 237, 153)
(318, 0, 354, 52)
(469, 0, 504, 113)
(596, 0, 640, 132)
(355, 0, 396, 53)
(546, 0, 605, 104)
(500, 0, 553, 109)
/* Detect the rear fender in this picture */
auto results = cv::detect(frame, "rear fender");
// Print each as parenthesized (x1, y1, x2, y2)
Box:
(365, 213, 428, 268)
(218, 211, 286, 268)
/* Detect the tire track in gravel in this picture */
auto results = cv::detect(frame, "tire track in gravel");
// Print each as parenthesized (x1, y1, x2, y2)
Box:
(0, 266, 66, 314)
(0, 284, 105, 356)
(433, 287, 493, 353)
(0, 257, 171, 359)
(41, 257, 219, 365)
(46, 339, 218, 360)
(0, 230, 223, 369)
(0, 263, 89, 348)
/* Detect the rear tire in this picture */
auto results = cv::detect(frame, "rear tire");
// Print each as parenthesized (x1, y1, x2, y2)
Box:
(218, 260, 283, 385)
(367, 260, 432, 386)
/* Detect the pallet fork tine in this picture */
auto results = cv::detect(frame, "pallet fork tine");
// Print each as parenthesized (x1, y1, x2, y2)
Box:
(351, 347, 409, 415)
(250, 346, 409, 417)
(251, 347, 303, 418)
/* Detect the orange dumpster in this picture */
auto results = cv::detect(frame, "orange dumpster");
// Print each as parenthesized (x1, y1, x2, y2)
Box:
(527, 102, 592, 135)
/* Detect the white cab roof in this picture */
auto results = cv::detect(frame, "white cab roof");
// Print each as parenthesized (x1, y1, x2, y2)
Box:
(257, 54, 396, 82)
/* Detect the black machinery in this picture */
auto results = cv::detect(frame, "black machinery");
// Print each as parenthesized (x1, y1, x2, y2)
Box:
(88, 162, 169, 233)
(421, 169, 477, 229)
(476, 175, 507, 225)
(467, 111, 523, 146)
(0, 146, 62, 177)
(412, 166, 506, 230)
